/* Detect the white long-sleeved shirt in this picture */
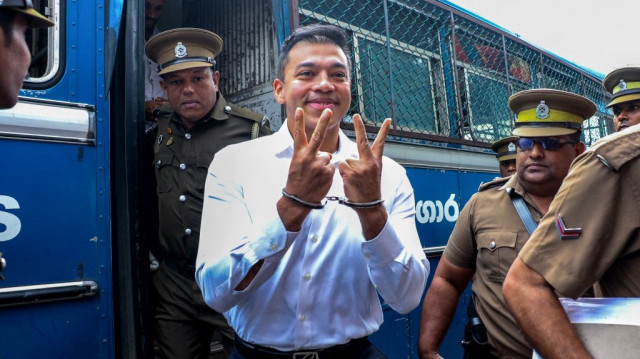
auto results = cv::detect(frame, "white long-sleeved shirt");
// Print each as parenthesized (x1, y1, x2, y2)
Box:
(196, 122, 429, 351)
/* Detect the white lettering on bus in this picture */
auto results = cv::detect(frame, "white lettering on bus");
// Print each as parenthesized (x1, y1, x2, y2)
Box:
(0, 195, 21, 241)
(416, 194, 459, 224)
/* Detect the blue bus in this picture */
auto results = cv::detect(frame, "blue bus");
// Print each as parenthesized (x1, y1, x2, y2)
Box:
(0, 0, 612, 358)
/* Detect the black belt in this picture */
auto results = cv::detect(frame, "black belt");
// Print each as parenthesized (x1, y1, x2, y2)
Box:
(235, 335, 371, 359)
(164, 257, 196, 279)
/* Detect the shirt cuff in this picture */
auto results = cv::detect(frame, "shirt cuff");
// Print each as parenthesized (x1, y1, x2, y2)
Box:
(360, 221, 404, 266)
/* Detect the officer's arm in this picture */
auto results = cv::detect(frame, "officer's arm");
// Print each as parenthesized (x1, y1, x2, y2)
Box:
(418, 256, 474, 359)
(503, 258, 593, 359)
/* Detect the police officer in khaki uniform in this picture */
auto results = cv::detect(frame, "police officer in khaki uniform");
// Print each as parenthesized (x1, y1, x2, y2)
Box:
(0, 0, 54, 109)
(491, 136, 517, 177)
(419, 89, 592, 359)
(145, 27, 271, 359)
(504, 78, 640, 359)
(603, 67, 640, 132)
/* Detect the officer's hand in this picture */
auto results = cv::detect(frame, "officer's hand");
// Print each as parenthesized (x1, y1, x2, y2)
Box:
(338, 114, 390, 204)
(144, 98, 167, 120)
(283, 107, 335, 205)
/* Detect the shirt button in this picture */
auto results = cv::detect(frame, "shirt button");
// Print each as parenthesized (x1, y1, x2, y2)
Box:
(299, 315, 306, 322)
(270, 243, 278, 251)
(179, 195, 186, 202)
(179, 163, 186, 170)
(311, 235, 318, 243)
(185, 133, 192, 140)
(156, 160, 162, 167)
(304, 273, 311, 281)
(185, 228, 192, 235)
(489, 241, 496, 249)
(225, 105, 232, 112)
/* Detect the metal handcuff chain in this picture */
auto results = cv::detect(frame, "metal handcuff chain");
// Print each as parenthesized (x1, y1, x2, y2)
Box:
(281, 188, 384, 209)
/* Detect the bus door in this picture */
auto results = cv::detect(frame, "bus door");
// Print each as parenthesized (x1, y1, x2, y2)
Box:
(0, 0, 119, 357)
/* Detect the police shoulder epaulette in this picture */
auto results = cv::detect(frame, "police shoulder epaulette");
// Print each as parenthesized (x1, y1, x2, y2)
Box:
(225, 103, 268, 124)
(593, 127, 640, 171)
(478, 176, 510, 192)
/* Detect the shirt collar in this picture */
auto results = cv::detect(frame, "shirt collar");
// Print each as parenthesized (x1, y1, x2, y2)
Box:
(500, 173, 528, 197)
(272, 119, 358, 162)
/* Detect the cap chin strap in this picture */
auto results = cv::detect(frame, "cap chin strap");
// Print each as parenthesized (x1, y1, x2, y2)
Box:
(157, 57, 216, 73)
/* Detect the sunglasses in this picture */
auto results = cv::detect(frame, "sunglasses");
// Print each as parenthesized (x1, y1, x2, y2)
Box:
(516, 137, 578, 151)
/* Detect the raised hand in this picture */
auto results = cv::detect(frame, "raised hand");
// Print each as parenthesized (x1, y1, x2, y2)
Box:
(283, 107, 336, 205)
(338, 115, 390, 239)
(338, 114, 390, 204)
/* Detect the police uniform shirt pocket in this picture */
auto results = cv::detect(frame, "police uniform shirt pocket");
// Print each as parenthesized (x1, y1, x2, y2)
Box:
(155, 152, 175, 193)
(196, 152, 216, 170)
(476, 231, 517, 282)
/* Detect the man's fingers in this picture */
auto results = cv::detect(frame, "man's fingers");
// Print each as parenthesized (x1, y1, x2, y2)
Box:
(292, 107, 308, 149)
(317, 151, 333, 164)
(308, 108, 332, 152)
(352, 114, 371, 157)
(371, 118, 391, 158)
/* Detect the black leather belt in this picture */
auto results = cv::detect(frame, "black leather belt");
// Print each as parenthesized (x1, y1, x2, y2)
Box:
(164, 257, 196, 279)
(234, 335, 371, 359)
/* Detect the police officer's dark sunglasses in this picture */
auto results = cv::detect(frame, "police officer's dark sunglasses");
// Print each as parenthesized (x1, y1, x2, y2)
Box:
(516, 137, 579, 151)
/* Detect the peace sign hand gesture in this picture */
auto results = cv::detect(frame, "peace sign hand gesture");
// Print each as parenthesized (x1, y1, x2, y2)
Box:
(278, 107, 336, 230)
(338, 114, 391, 239)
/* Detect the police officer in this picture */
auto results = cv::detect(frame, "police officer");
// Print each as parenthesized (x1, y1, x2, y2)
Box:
(491, 136, 517, 177)
(419, 89, 593, 359)
(504, 80, 640, 358)
(603, 67, 640, 132)
(0, 0, 54, 109)
(145, 27, 271, 359)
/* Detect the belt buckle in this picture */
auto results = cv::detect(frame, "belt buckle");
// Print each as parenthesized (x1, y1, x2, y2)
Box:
(292, 352, 319, 359)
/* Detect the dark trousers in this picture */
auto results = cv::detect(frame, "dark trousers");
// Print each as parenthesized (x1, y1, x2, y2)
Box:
(153, 262, 235, 359)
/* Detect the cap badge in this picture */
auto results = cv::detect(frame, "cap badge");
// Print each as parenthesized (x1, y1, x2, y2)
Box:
(174, 42, 187, 58)
(555, 215, 581, 240)
(619, 79, 627, 91)
(508, 142, 516, 152)
(536, 100, 549, 120)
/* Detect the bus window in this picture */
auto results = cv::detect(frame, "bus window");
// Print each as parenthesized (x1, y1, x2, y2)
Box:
(24, 0, 61, 85)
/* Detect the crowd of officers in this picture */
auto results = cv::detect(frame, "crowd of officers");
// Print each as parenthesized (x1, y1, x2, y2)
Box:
(2, 2, 640, 358)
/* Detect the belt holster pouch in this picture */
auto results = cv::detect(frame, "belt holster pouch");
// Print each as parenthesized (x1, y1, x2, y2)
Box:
(462, 295, 492, 359)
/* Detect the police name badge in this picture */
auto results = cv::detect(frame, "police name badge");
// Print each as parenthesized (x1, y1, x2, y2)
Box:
(536, 100, 549, 119)
(175, 42, 187, 58)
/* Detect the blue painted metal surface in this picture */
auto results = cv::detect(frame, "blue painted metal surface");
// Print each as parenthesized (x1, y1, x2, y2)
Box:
(0, 0, 120, 357)
(370, 166, 496, 358)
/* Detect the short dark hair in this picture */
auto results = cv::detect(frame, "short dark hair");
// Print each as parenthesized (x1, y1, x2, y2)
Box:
(0, 8, 18, 45)
(276, 24, 351, 80)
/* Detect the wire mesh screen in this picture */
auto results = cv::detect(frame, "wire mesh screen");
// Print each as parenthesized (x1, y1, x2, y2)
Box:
(298, 0, 612, 146)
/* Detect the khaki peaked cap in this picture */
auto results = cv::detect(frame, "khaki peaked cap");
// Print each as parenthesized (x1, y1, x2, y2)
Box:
(509, 89, 596, 137)
(491, 136, 517, 162)
(145, 28, 223, 76)
(603, 67, 640, 108)
(0, 0, 54, 27)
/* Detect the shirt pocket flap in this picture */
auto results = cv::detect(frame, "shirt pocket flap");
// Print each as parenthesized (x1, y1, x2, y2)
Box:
(476, 231, 517, 252)
(154, 152, 174, 168)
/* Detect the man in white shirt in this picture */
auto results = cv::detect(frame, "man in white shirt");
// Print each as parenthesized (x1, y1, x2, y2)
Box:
(196, 24, 429, 358)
